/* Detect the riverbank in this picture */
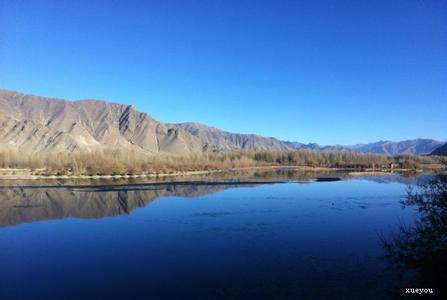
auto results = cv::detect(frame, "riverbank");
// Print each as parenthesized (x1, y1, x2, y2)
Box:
(0, 165, 440, 180)
(2, 149, 445, 181)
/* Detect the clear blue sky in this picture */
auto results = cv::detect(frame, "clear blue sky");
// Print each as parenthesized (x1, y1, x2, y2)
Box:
(0, 0, 446, 145)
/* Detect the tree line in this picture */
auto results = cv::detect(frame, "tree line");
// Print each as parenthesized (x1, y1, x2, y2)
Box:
(0, 148, 445, 176)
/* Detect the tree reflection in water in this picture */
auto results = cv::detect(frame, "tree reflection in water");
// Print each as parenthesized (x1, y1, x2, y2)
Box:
(382, 175, 447, 297)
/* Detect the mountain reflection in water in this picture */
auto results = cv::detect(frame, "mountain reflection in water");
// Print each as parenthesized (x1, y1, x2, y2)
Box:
(0, 182, 260, 227)
(0, 169, 432, 228)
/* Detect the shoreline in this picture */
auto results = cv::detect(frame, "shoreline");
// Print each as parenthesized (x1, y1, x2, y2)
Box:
(0, 165, 428, 180)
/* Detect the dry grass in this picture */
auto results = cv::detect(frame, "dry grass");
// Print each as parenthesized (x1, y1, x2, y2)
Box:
(0, 149, 445, 176)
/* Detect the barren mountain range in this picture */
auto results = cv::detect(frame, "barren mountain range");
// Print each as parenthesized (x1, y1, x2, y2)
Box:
(0, 89, 444, 155)
(174, 122, 293, 151)
(0, 89, 203, 154)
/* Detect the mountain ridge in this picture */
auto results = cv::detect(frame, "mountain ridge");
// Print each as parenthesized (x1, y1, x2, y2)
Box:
(0, 89, 204, 154)
(177, 121, 444, 155)
(0, 89, 443, 156)
(174, 122, 294, 151)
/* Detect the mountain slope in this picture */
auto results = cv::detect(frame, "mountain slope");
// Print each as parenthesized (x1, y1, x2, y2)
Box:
(175, 122, 294, 151)
(0, 89, 443, 156)
(283, 139, 444, 155)
(349, 139, 444, 155)
(431, 143, 447, 156)
(282, 141, 350, 152)
(0, 89, 204, 154)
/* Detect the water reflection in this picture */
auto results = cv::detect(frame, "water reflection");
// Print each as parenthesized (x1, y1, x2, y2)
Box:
(382, 175, 447, 297)
(0, 173, 430, 299)
(0, 169, 432, 228)
(0, 183, 255, 227)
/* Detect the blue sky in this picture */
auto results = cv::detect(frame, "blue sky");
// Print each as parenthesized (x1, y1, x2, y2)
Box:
(0, 0, 446, 145)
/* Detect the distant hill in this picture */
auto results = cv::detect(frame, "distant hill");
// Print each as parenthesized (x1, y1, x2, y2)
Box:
(431, 143, 447, 156)
(282, 141, 350, 152)
(175, 122, 293, 151)
(348, 139, 444, 156)
(282, 139, 443, 155)
(176, 122, 443, 155)
(0, 89, 204, 154)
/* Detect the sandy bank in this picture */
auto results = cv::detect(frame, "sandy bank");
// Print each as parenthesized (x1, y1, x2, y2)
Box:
(0, 165, 412, 180)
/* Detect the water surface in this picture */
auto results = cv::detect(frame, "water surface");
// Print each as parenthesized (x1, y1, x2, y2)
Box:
(0, 174, 428, 299)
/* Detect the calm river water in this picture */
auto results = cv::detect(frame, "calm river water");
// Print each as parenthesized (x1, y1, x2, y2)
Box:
(0, 173, 437, 299)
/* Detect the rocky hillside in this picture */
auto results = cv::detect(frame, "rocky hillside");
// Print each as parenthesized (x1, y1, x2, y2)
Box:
(177, 122, 443, 155)
(431, 143, 447, 156)
(175, 122, 294, 151)
(282, 141, 350, 152)
(0, 89, 204, 154)
(349, 139, 444, 156)
(284, 139, 444, 155)
(0, 89, 443, 156)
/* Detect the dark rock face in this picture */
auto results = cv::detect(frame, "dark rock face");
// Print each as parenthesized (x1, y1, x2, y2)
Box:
(431, 143, 447, 156)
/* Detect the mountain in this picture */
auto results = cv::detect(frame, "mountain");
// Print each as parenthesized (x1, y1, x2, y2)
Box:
(0, 89, 204, 154)
(282, 141, 350, 152)
(175, 122, 294, 151)
(348, 139, 444, 156)
(284, 139, 444, 155)
(431, 143, 447, 156)
(0, 89, 443, 156)
(177, 122, 443, 155)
